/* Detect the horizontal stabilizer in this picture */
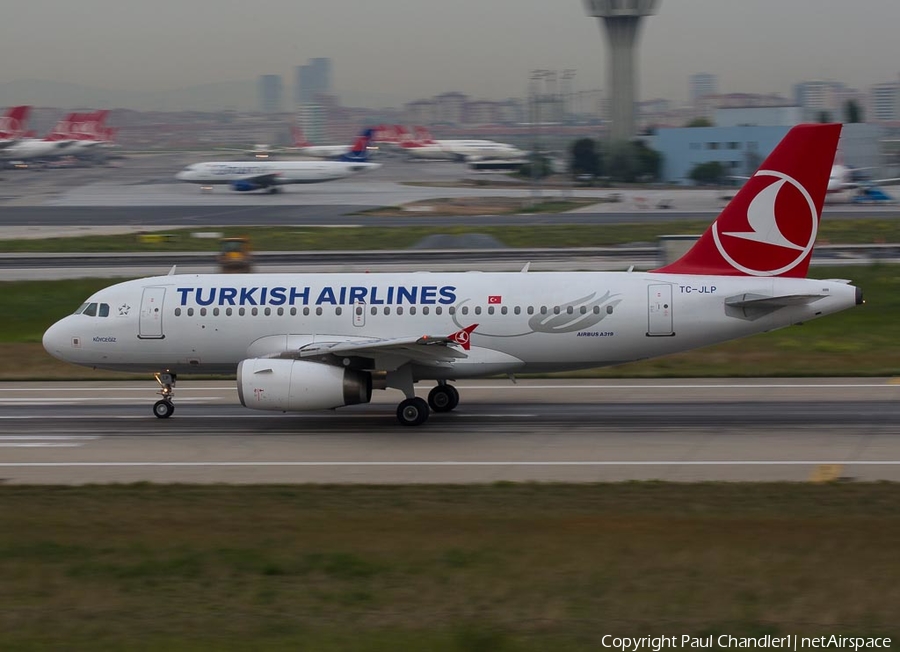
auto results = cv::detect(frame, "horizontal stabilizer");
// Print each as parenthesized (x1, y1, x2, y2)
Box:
(725, 292, 827, 320)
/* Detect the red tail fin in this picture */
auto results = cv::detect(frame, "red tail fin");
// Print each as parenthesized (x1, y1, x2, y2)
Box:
(655, 123, 841, 278)
(0, 105, 31, 138)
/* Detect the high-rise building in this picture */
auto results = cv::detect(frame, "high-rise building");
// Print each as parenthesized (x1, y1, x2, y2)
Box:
(689, 73, 717, 106)
(295, 57, 332, 104)
(869, 82, 900, 122)
(793, 81, 847, 122)
(257, 75, 283, 113)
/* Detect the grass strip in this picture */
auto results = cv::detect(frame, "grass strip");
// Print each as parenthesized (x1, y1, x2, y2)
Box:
(0, 218, 899, 252)
(1, 483, 898, 650)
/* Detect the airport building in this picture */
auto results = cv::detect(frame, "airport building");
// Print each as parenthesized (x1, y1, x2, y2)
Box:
(654, 106, 884, 184)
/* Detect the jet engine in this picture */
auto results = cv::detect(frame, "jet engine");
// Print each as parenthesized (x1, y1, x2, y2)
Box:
(230, 180, 264, 192)
(237, 358, 371, 412)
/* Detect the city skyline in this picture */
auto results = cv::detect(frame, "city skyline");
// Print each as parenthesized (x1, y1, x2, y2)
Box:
(1, 0, 898, 110)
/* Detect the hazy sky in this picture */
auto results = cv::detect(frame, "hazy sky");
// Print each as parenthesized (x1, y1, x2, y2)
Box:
(2, 0, 899, 107)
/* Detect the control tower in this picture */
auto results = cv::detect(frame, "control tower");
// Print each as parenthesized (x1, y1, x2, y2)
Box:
(583, 0, 659, 141)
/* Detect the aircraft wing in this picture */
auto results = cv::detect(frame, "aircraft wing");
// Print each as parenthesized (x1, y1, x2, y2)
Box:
(236, 172, 282, 188)
(276, 325, 479, 368)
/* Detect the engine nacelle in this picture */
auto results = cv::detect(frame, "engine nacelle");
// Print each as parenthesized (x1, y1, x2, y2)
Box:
(237, 359, 371, 412)
(230, 180, 262, 192)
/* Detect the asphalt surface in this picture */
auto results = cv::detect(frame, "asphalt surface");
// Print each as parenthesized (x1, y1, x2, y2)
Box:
(1, 205, 898, 228)
(1, 379, 898, 484)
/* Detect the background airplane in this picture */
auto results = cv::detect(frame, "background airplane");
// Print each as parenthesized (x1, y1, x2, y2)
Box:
(176, 129, 379, 193)
(47, 124, 861, 426)
(399, 125, 526, 162)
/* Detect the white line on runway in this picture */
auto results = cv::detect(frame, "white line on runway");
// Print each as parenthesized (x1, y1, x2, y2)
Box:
(1, 461, 898, 467)
(3, 382, 897, 392)
(0, 443, 86, 448)
(0, 435, 98, 440)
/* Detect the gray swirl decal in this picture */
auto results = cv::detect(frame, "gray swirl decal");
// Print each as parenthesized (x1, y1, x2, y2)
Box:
(527, 291, 621, 334)
(451, 291, 621, 338)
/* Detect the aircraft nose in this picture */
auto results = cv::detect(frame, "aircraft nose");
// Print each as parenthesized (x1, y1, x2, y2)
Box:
(42, 317, 74, 362)
(175, 170, 189, 181)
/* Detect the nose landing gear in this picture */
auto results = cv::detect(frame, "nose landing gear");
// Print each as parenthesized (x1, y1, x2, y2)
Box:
(153, 372, 176, 419)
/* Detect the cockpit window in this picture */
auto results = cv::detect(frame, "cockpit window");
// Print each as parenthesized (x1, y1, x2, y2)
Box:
(74, 303, 89, 315)
(83, 303, 98, 317)
(98, 303, 110, 317)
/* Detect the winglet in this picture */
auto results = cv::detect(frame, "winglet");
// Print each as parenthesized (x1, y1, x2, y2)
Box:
(448, 324, 478, 351)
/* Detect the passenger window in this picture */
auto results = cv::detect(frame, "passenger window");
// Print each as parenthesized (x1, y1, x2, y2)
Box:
(303, 307, 310, 316)
(175, 308, 182, 317)
(449, 307, 456, 315)
(567, 306, 574, 315)
(99, 303, 110, 318)
(475, 306, 482, 315)
(226, 307, 233, 316)
(335, 307, 342, 316)
(527, 306, 534, 315)
(607, 305, 614, 315)
(187, 308, 195, 317)
(435, 307, 442, 315)
(213, 308, 220, 316)
(384, 307, 390, 315)
(316, 307, 322, 316)
(501, 306, 508, 315)
(422, 306, 429, 315)
(580, 306, 587, 314)
(370, 307, 377, 316)
(514, 306, 520, 315)
(239, 308, 246, 316)
(410, 307, 417, 315)
(487, 306, 494, 315)
(84, 303, 98, 317)
(554, 306, 560, 315)
(289, 307, 296, 316)
(277, 307, 284, 316)
(461, 307, 469, 316)
(265, 307, 271, 316)
(397, 307, 404, 315)
(200, 308, 207, 317)
(540, 306, 547, 315)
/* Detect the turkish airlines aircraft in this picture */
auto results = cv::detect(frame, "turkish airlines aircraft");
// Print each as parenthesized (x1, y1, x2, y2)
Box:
(400, 126, 526, 162)
(0, 107, 76, 161)
(44, 124, 862, 426)
(176, 130, 379, 192)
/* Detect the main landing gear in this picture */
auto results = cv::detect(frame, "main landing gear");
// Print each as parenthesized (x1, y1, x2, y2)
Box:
(153, 372, 176, 419)
(396, 383, 460, 427)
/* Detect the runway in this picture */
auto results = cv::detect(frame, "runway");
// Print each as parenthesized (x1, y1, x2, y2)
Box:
(1, 379, 898, 484)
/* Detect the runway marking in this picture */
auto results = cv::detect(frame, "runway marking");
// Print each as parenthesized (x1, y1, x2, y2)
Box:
(0, 435, 99, 440)
(3, 382, 898, 392)
(1, 461, 899, 468)
(0, 443, 87, 448)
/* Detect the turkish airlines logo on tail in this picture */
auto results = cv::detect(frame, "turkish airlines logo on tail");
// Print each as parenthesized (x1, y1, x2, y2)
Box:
(712, 170, 818, 276)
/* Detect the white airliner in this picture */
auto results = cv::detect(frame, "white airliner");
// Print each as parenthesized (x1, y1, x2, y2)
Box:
(44, 124, 862, 426)
(827, 163, 900, 194)
(176, 130, 379, 193)
(400, 126, 526, 162)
